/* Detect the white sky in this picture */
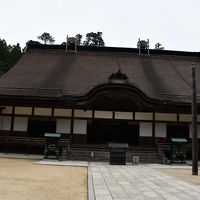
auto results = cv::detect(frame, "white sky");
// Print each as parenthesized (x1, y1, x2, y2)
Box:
(1, 0, 200, 51)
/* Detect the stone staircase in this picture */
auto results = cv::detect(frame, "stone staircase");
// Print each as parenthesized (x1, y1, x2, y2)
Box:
(61, 146, 162, 163)
(126, 151, 161, 163)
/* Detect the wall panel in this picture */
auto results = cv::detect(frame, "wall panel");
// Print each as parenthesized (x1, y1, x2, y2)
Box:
(155, 113, 177, 122)
(115, 112, 133, 120)
(94, 111, 113, 119)
(139, 122, 152, 137)
(0, 116, 11, 131)
(1, 106, 12, 114)
(73, 120, 87, 134)
(15, 107, 32, 115)
(56, 119, 70, 134)
(155, 123, 166, 138)
(135, 112, 153, 120)
(74, 109, 92, 118)
(179, 114, 192, 122)
(54, 109, 72, 117)
(34, 108, 52, 116)
(13, 117, 28, 131)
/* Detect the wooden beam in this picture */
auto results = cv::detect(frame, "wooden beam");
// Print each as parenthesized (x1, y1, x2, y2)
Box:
(152, 112, 155, 146)
(70, 109, 74, 144)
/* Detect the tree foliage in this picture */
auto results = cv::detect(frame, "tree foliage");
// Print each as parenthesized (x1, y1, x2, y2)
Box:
(155, 43, 164, 50)
(75, 34, 83, 45)
(9, 43, 22, 67)
(0, 38, 22, 75)
(37, 32, 55, 44)
(63, 32, 105, 47)
(83, 32, 105, 47)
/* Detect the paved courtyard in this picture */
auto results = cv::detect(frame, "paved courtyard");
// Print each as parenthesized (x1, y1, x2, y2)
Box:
(90, 163, 200, 200)
(1, 154, 200, 200)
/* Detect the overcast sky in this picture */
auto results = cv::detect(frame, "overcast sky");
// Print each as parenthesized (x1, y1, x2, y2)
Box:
(1, 0, 200, 51)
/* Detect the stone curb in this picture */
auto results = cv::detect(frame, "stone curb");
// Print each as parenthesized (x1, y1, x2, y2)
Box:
(88, 162, 96, 200)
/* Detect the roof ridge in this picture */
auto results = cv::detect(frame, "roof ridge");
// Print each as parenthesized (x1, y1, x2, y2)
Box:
(26, 43, 200, 58)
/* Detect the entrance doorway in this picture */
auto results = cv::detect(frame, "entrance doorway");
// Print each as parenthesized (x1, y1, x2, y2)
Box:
(27, 118, 56, 138)
(87, 119, 139, 145)
(167, 123, 189, 142)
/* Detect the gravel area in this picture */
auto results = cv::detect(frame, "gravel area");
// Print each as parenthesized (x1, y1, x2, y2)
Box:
(0, 158, 87, 200)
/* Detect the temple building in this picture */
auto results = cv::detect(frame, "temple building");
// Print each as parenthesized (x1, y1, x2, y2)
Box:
(0, 43, 199, 161)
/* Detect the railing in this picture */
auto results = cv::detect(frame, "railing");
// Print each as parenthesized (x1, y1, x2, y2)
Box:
(0, 135, 70, 153)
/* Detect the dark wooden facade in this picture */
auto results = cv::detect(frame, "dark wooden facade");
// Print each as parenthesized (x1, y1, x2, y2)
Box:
(0, 44, 199, 158)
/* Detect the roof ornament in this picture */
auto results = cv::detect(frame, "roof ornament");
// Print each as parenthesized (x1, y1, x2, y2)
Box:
(137, 38, 150, 56)
(66, 35, 78, 52)
(108, 57, 128, 84)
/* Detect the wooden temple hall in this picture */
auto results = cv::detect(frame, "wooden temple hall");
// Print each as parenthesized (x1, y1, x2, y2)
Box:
(0, 42, 199, 162)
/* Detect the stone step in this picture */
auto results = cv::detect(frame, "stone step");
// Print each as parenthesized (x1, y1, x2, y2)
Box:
(61, 147, 162, 163)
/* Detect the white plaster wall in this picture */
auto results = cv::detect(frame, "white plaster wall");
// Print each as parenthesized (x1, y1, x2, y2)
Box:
(180, 114, 192, 122)
(189, 124, 200, 138)
(73, 120, 87, 134)
(139, 122, 152, 137)
(2, 106, 12, 114)
(54, 109, 72, 117)
(115, 112, 133, 120)
(135, 112, 153, 120)
(0, 116, 11, 131)
(178, 114, 200, 122)
(155, 113, 177, 121)
(13, 117, 28, 131)
(155, 123, 166, 137)
(34, 108, 52, 116)
(56, 119, 70, 134)
(15, 107, 32, 115)
(94, 111, 113, 119)
(74, 109, 92, 118)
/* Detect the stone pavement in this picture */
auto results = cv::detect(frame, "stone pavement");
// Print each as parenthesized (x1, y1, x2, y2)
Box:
(37, 159, 88, 167)
(89, 162, 200, 200)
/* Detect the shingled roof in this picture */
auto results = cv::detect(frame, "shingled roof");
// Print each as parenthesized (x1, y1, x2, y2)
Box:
(0, 44, 199, 104)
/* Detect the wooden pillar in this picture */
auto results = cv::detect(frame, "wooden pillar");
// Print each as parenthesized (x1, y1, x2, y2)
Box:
(133, 112, 135, 120)
(32, 106, 34, 116)
(112, 111, 115, 119)
(5, 106, 15, 152)
(70, 109, 74, 144)
(51, 107, 54, 117)
(177, 113, 179, 122)
(10, 106, 15, 133)
(191, 64, 198, 175)
(92, 110, 95, 119)
(152, 112, 155, 146)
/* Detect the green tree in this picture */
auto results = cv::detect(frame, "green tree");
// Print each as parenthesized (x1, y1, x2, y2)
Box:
(37, 32, 55, 44)
(0, 62, 5, 76)
(0, 38, 9, 74)
(155, 43, 164, 50)
(83, 32, 105, 47)
(75, 34, 83, 45)
(0, 38, 22, 75)
(8, 43, 22, 69)
(0, 39, 9, 63)
(61, 32, 105, 47)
